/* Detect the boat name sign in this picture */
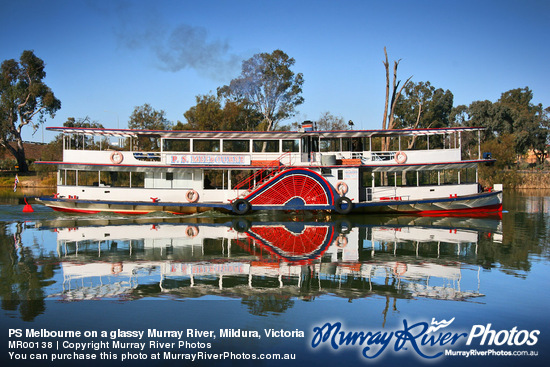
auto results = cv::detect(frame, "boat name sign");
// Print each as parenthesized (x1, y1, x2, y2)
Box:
(167, 154, 251, 166)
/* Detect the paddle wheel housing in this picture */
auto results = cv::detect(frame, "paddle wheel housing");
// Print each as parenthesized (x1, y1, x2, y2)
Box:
(243, 168, 336, 210)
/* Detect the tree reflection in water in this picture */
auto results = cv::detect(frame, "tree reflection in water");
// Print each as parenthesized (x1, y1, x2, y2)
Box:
(241, 294, 294, 316)
(0, 222, 57, 321)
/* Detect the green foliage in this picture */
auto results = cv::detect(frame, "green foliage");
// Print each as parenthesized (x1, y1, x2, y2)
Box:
(63, 116, 104, 129)
(182, 94, 221, 131)
(128, 103, 172, 130)
(461, 87, 548, 159)
(128, 104, 172, 150)
(0, 158, 17, 171)
(482, 134, 517, 169)
(478, 134, 520, 188)
(181, 94, 262, 131)
(393, 81, 454, 129)
(218, 50, 304, 131)
(0, 50, 61, 172)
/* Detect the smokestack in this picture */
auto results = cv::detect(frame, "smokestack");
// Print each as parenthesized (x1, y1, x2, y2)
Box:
(302, 120, 314, 132)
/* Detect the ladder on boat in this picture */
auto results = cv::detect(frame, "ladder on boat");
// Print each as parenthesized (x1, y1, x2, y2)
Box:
(232, 152, 291, 198)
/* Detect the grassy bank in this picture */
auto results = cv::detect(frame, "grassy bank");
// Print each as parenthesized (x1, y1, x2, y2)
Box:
(515, 171, 550, 189)
(473, 166, 550, 189)
(0, 171, 57, 188)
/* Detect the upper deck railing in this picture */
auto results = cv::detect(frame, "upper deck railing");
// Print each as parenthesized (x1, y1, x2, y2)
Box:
(48, 126, 488, 167)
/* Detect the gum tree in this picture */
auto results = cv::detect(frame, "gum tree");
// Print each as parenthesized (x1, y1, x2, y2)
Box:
(218, 49, 304, 132)
(128, 103, 172, 151)
(0, 50, 61, 172)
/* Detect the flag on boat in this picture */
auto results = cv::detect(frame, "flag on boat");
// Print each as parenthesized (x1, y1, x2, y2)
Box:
(14, 174, 19, 192)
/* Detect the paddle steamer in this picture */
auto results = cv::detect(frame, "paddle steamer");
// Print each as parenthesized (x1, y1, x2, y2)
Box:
(36, 124, 502, 215)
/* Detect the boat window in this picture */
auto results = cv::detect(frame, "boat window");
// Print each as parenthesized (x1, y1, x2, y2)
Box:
(77, 170, 98, 186)
(65, 170, 76, 186)
(230, 170, 254, 189)
(342, 138, 351, 151)
(134, 135, 161, 152)
(301, 136, 319, 154)
(394, 172, 404, 186)
(392, 171, 416, 186)
(282, 139, 299, 152)
(406, 135, 428, 150)
(204, 170, 228, 190)
(351, 138, 364, 152)
(441, 170, 458, 185)
(428, 135, 444, 149)
(374, 172, 382, 186)
(386, 137, 399, 151)
(387, 172, 396, 186)
(360, 169, 373, 187)
(320, 138, 340, 152)
(164, 139, 190, 152)
(193, 139, 220, 152)
(419, 171, 439, 186)
(131, 172, 145, 188)
(375, 172, 416, 187)
(404, 171, 418, 186)
(99, 171, 112, 186)
(370, 137, 382, 151)
(459, 168, 477, 184)
(321, 167, 332, 176)
(253, 140, 278, 153)
(223, 140, 250, 153)
(143, 172, 172, 189)
(110, 172, 131, 187)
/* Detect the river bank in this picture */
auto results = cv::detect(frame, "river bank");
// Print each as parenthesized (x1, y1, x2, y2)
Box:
(515, 170, 550, 189)
(0, 172, 56, 188)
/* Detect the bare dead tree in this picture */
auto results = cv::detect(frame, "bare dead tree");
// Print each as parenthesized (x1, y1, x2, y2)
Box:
(382, 47, 390, 131)
(407, 99, 423, 149)
(382, 47, 413, 151)
(381, 48, 413, 185)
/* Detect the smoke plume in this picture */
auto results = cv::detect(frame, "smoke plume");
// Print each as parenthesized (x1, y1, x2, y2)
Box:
(110, 3, 242, 80)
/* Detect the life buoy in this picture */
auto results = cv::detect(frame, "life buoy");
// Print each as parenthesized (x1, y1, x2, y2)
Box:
(336, 181, 348, 196)
(394, 151, 407, 164)
(185, 226, 199, 237)
(333, 235, 348, 248)
(111, 262, 123, 274)
(110, 151, 124, 164)
(186, 190, 199, 203)
(393, 262, 407, 276)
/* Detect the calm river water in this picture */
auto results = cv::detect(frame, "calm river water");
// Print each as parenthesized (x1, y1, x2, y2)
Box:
(0, 190, 548, 366)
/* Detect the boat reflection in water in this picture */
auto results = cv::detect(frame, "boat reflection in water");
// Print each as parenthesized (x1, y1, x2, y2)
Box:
(40, 215, 501, 310)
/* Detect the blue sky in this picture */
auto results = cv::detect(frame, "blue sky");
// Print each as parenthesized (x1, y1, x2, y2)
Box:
(1, 0, 548, 143)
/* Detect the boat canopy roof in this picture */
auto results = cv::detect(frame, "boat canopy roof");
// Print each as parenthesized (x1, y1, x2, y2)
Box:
(46, 126, 485, 139)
